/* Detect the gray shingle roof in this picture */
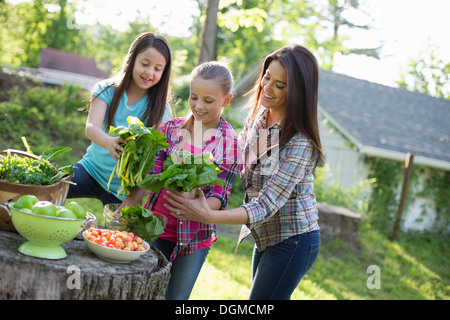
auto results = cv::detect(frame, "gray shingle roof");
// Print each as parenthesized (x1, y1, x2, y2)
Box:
(318, 69, 450, 169)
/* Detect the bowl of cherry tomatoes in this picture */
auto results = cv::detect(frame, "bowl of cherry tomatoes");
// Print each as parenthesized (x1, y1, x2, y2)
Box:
(83, 227, 150, 263)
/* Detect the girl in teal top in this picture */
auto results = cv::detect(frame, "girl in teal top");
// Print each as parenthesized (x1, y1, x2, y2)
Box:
(67, 32, 172, 205)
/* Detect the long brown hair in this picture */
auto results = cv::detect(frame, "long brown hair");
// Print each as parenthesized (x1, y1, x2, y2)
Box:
(245, 45, 324, 168)
(94, 32, 172, 129)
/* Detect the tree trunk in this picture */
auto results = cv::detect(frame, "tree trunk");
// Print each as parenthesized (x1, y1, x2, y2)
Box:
(198, 0, 220, 64)
(0, 230, 171, 299)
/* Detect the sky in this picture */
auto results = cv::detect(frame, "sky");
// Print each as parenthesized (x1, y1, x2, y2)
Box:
(74, 0, 198, 36)
(73, 0, 450, 89)
(332, 0, 450, 88)
(8, 0, 450, 89)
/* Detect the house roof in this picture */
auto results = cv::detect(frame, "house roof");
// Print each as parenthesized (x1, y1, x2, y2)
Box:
(318, 69, 450, 170)
(39, 48, 109, 78)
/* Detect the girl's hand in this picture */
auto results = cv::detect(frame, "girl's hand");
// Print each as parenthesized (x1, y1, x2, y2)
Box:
(164, 189, 213, 224)
(182, 189, 198, 200)
(106, 136, 127, 161)
(120, 187, 148, 210)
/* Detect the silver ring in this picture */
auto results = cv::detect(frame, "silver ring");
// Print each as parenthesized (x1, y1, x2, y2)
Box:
(176, 209, 181, 215)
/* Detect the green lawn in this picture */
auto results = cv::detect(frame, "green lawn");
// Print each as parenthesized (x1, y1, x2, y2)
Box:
(75, 198, 449, 300)
(190, 225, 449, 300)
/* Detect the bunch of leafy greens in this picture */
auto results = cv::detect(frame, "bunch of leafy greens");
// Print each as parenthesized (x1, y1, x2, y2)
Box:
(107, 116, 169, 195)
(0, 137, 73, 186)
(137, 150, 225, 193)
(119, 204, 165, 243)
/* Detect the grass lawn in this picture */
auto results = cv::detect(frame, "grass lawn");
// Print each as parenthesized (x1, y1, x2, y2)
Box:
(190, 224, 449, 300)
(75, 198, 449, 300)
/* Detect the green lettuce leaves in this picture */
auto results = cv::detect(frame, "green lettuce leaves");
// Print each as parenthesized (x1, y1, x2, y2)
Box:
(137, 150, 225, 193)
(119, 204, 165, 243)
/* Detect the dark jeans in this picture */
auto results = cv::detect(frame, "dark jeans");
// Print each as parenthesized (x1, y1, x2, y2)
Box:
(249, 230, 320, 300)
(152, 238, 210, 300)
(67, 163, 121, 206)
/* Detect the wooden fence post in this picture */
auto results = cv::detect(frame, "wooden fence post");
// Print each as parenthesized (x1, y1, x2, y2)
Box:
(391, 153, 414, 242)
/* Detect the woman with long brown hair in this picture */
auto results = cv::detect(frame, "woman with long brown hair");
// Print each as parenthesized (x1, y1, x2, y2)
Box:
(67, 32, 173, 205)
(164, 45, 324, 300)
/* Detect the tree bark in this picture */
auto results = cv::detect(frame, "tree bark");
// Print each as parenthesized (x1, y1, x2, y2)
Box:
(198, 0, 220, 64)
(0, 230, 171, 299)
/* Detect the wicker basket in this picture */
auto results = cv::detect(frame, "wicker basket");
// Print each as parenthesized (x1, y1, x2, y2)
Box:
(0, 149, 71, 232)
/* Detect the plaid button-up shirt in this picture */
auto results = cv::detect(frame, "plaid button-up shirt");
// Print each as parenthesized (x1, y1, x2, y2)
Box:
(145, 117, 242, 261)
(237, 107, 320, 252)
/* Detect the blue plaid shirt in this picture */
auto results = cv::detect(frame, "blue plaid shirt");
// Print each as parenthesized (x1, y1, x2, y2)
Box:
(237, 107, 320, 251)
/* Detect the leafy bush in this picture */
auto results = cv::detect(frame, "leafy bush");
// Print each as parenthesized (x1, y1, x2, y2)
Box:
(0, 84, 89, 166)
(314, 164, 374, 215)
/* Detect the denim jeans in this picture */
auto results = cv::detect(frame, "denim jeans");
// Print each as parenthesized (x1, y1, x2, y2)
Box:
(152, 238, 210, 300)
(67, 163, 121, 206)
(248, 230, 320, 300)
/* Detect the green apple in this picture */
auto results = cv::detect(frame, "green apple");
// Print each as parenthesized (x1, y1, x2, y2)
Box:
(32, 201, 57, 217)
(65, 201, 86, 219)
(15, 195, 39, 210)
(57, 208, 78, 219)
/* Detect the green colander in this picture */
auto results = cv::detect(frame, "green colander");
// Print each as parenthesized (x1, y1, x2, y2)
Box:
(1, 203, 96, 259)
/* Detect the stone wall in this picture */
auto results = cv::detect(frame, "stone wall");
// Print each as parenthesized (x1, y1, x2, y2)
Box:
(316, 203, 361, 251)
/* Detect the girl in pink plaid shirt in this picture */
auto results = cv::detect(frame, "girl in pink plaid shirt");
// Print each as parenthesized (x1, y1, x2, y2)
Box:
(122, 61, 241, 300)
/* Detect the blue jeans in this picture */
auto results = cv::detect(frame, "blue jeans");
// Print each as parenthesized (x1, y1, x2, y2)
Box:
(249, 230, 320, 300)
(67, 163, 121, 206)
(152, 238, 210, 300)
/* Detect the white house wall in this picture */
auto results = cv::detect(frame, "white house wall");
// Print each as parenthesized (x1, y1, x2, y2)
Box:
(319, 113, 367, 189)
(402, 168, 439, 231)
(318, 113, 439, 232)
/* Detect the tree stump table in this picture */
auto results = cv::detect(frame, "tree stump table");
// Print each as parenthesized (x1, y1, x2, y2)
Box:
(0, 230, 171, 300)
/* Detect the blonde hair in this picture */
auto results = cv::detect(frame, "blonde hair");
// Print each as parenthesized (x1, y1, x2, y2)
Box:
(191, 61, 233, 95)
(183, 61, 234, 131)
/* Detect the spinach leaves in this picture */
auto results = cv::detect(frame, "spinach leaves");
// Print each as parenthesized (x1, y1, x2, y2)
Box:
(119, 204, 165, 243)
(137, 150, 225, 193)
(107, 116, 169, 196)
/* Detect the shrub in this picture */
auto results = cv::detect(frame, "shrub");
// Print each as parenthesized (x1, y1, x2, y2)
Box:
(0, 84, 89, 166)
(314, 164, 374, 215)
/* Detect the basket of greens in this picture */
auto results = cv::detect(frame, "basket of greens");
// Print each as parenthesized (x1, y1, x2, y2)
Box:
(107, 116, 169, 196)
(0, 137, 73, 231)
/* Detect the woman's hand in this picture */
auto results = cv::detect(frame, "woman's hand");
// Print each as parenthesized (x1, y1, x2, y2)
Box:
(164, 188, 214, 224)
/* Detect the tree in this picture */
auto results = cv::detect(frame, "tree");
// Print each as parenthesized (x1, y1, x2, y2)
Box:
(397, 45, 450, 100)
(317, 0, 380, 68)
(274, 0, 381, 70)
(0, 1, 46, 66)
(198, 0, 220, 64)
(195, 0, 274, 78)
(0, 0, 82, 67)
(215, 0, 278, 79)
